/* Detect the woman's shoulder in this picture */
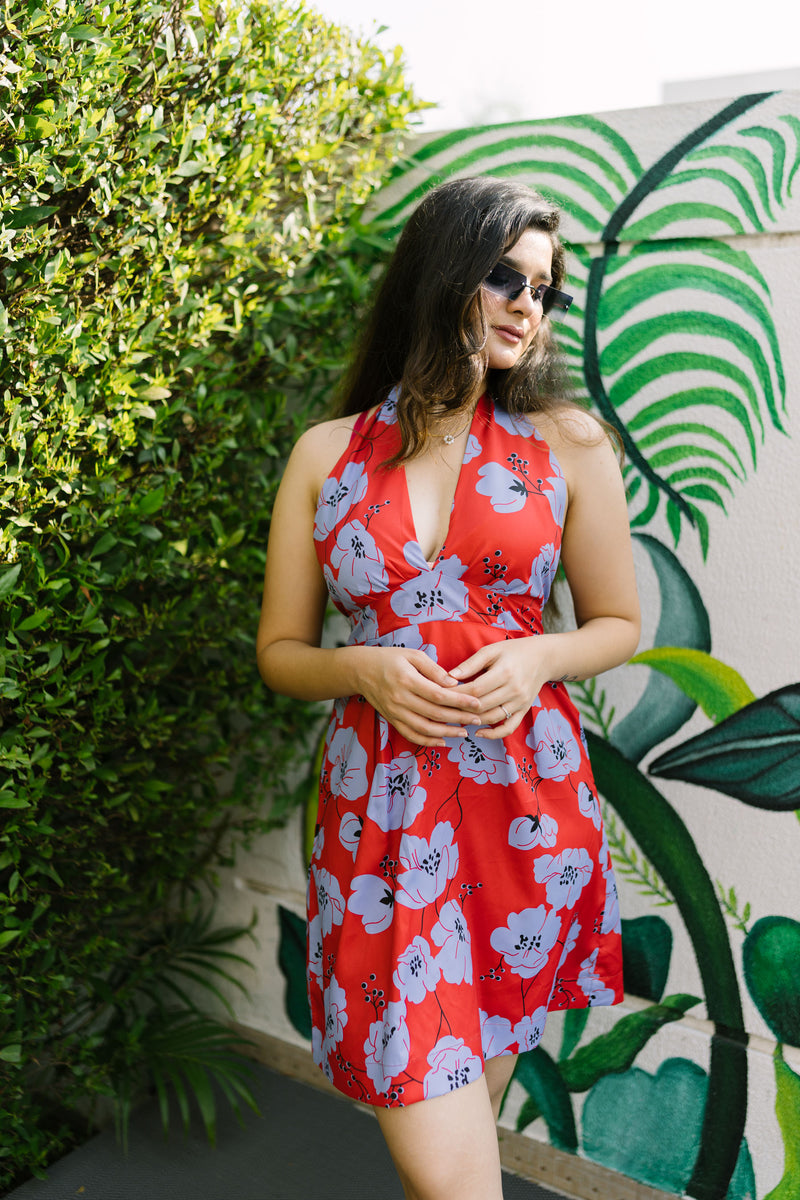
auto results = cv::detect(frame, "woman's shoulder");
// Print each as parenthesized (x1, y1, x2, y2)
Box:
(531, 402, 610, 455)
(290, 409, 375, 495)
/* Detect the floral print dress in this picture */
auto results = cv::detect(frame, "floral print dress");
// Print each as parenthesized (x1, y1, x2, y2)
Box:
(308, 392, 623, 1107)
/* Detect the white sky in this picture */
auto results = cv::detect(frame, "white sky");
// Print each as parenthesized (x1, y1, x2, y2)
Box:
(311, 0, 799, 130)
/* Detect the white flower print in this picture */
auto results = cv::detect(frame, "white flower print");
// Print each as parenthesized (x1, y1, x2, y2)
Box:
(479, 1010, 516, 1060)
(514, 1006, 548, 1051)
(348, 604, 380, 645)
(534, 848, 594, 912)
(557, 918, 581, 969)
(347, 873, 394, 934)
(423, 1036, 483, 1099)
(529, 542, 558, 602)
(322, 973, 348, 1054)
(312, 1025, 334, 1083)
(311, 824, 325, 861)
(366, 753, 427, 832)
(577, 948, 617, 1006)
(508, 811, 559, 851)
(490, 906, 562, 978)
(312, 865, 346, 937)
(323, 562, 359, 613)
(392, 936, 440, 1005)
(327, 727, 369, 802)
(526, 709, 581, 781)
(307, 914, 323, 990)
(601, 846, 621, 935)
(493, 406, 534, 438)
(545, 474, 567, 526)
(364, 1000, 410, 1093)
(492, 608, 524, 632)
(475, 462, 531, 513)
(431, 900, 472, 985)
(577, 781, 602, 829)
(390, 548, 469, 624)
(395, 821, 459, 910)
(330, 520, 389, 597)
(447, 732, 519, 787)
(379, 389, 399, 424)
(338, 811, 362, 860)
(463, 432, 483, 463)
(314, 461, 368, 539)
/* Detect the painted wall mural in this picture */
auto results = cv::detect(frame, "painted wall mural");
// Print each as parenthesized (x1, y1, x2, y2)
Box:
(267, 91, 800, 1200)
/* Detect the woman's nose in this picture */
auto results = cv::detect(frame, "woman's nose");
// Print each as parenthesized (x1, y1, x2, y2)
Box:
(510, 287, 539, 316)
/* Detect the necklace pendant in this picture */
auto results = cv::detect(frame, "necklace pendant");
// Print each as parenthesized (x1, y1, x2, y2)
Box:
(443, 433, 455, 445)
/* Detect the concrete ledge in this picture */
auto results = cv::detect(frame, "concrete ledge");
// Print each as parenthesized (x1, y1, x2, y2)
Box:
(232, 1024, 679, 1200)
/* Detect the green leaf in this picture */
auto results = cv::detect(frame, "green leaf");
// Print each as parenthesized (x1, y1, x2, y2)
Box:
(764, 1050, 800, 1200)
(611, 534, 710, 763)
(649, 683, 800, 808)
(0, 796, 30, 810)
(66, 24, 101, 40)
(559, 1009, 590, 1061)
(137, 487, 166, 515)
(91, 532, 118, 557)
(0, 563, 22, 599)
(628, 648, 755, 724)
(513, 1046, 578, 1150)
(277, 906, 311, 1040)
(743, 917, 800, 1047)
(621, 916, 673, 1003)
(559, 995, 699, 1093)
(582, 1058, 755, 1198)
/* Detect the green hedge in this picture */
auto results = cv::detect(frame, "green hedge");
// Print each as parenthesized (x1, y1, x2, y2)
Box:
(0, 0, 416, 1186)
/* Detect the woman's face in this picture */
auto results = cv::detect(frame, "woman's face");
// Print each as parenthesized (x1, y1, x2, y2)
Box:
(480, 227, 554, 371)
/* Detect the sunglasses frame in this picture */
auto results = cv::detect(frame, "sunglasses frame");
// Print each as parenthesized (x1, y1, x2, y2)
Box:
(483, 262, 573, 315)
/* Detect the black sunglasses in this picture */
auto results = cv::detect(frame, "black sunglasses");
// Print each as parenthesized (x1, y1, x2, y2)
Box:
(483, 262, 573, 315)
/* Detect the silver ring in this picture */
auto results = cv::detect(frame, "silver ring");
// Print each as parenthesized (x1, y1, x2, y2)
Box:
(501, 704, 511, 720)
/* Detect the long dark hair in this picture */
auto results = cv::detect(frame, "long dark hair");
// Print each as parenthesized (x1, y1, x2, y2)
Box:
(335, 176, 572, 463)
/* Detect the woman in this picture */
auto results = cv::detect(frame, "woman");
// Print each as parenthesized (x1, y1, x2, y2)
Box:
(257, 176, 640, 1200)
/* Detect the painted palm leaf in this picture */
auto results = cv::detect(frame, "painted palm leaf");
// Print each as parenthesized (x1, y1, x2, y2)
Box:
(376, 114, 643, 239)
(593, 235, 786, 552)
(372, 94, 793, 556)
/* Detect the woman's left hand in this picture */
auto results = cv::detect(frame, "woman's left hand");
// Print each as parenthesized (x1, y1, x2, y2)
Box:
(448, 637, 555, 739)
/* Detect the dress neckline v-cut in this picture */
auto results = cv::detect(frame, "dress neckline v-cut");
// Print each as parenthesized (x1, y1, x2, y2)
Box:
(401, 395, 486, 570)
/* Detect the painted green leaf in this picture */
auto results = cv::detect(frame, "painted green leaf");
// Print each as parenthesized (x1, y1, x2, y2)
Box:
(742, 917, 800, 1047)
(764, 1049, 800, 1200)
(629, 648, 755, 724)
(277, 905, 311, 1041)
(559, 1009, 590, 1061)
(621, 916, 673, 1002)
(611, 534, 710, 763)
(649, 684, 800, 808)
(560, 994, 699, 1093)
(513, 1046, 578, 1150)
(581, 1057, 756, 1199)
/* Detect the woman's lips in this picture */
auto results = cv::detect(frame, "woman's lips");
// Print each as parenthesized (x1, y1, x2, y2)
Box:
(494, 325, 524, 344)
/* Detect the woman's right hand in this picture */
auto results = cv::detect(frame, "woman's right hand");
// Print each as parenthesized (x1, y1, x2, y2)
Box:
(352, 646, 483, 747)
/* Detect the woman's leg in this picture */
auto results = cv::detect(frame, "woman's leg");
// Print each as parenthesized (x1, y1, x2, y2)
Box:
(484, 1052, 518, 1122)
(374, 1074, 505, 1200)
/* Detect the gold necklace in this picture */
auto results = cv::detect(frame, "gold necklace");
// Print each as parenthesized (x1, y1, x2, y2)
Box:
(431, 407, 475, 445)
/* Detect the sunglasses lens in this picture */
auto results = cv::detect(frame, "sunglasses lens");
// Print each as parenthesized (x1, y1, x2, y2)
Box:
(483, 263, 525, 299)
(540, 286, 573, 315)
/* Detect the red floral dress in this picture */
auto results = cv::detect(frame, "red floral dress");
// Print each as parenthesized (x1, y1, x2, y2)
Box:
(307, 392, 623, 1107)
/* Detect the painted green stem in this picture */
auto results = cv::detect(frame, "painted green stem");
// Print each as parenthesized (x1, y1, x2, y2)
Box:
(587, 733, 747, 1200)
